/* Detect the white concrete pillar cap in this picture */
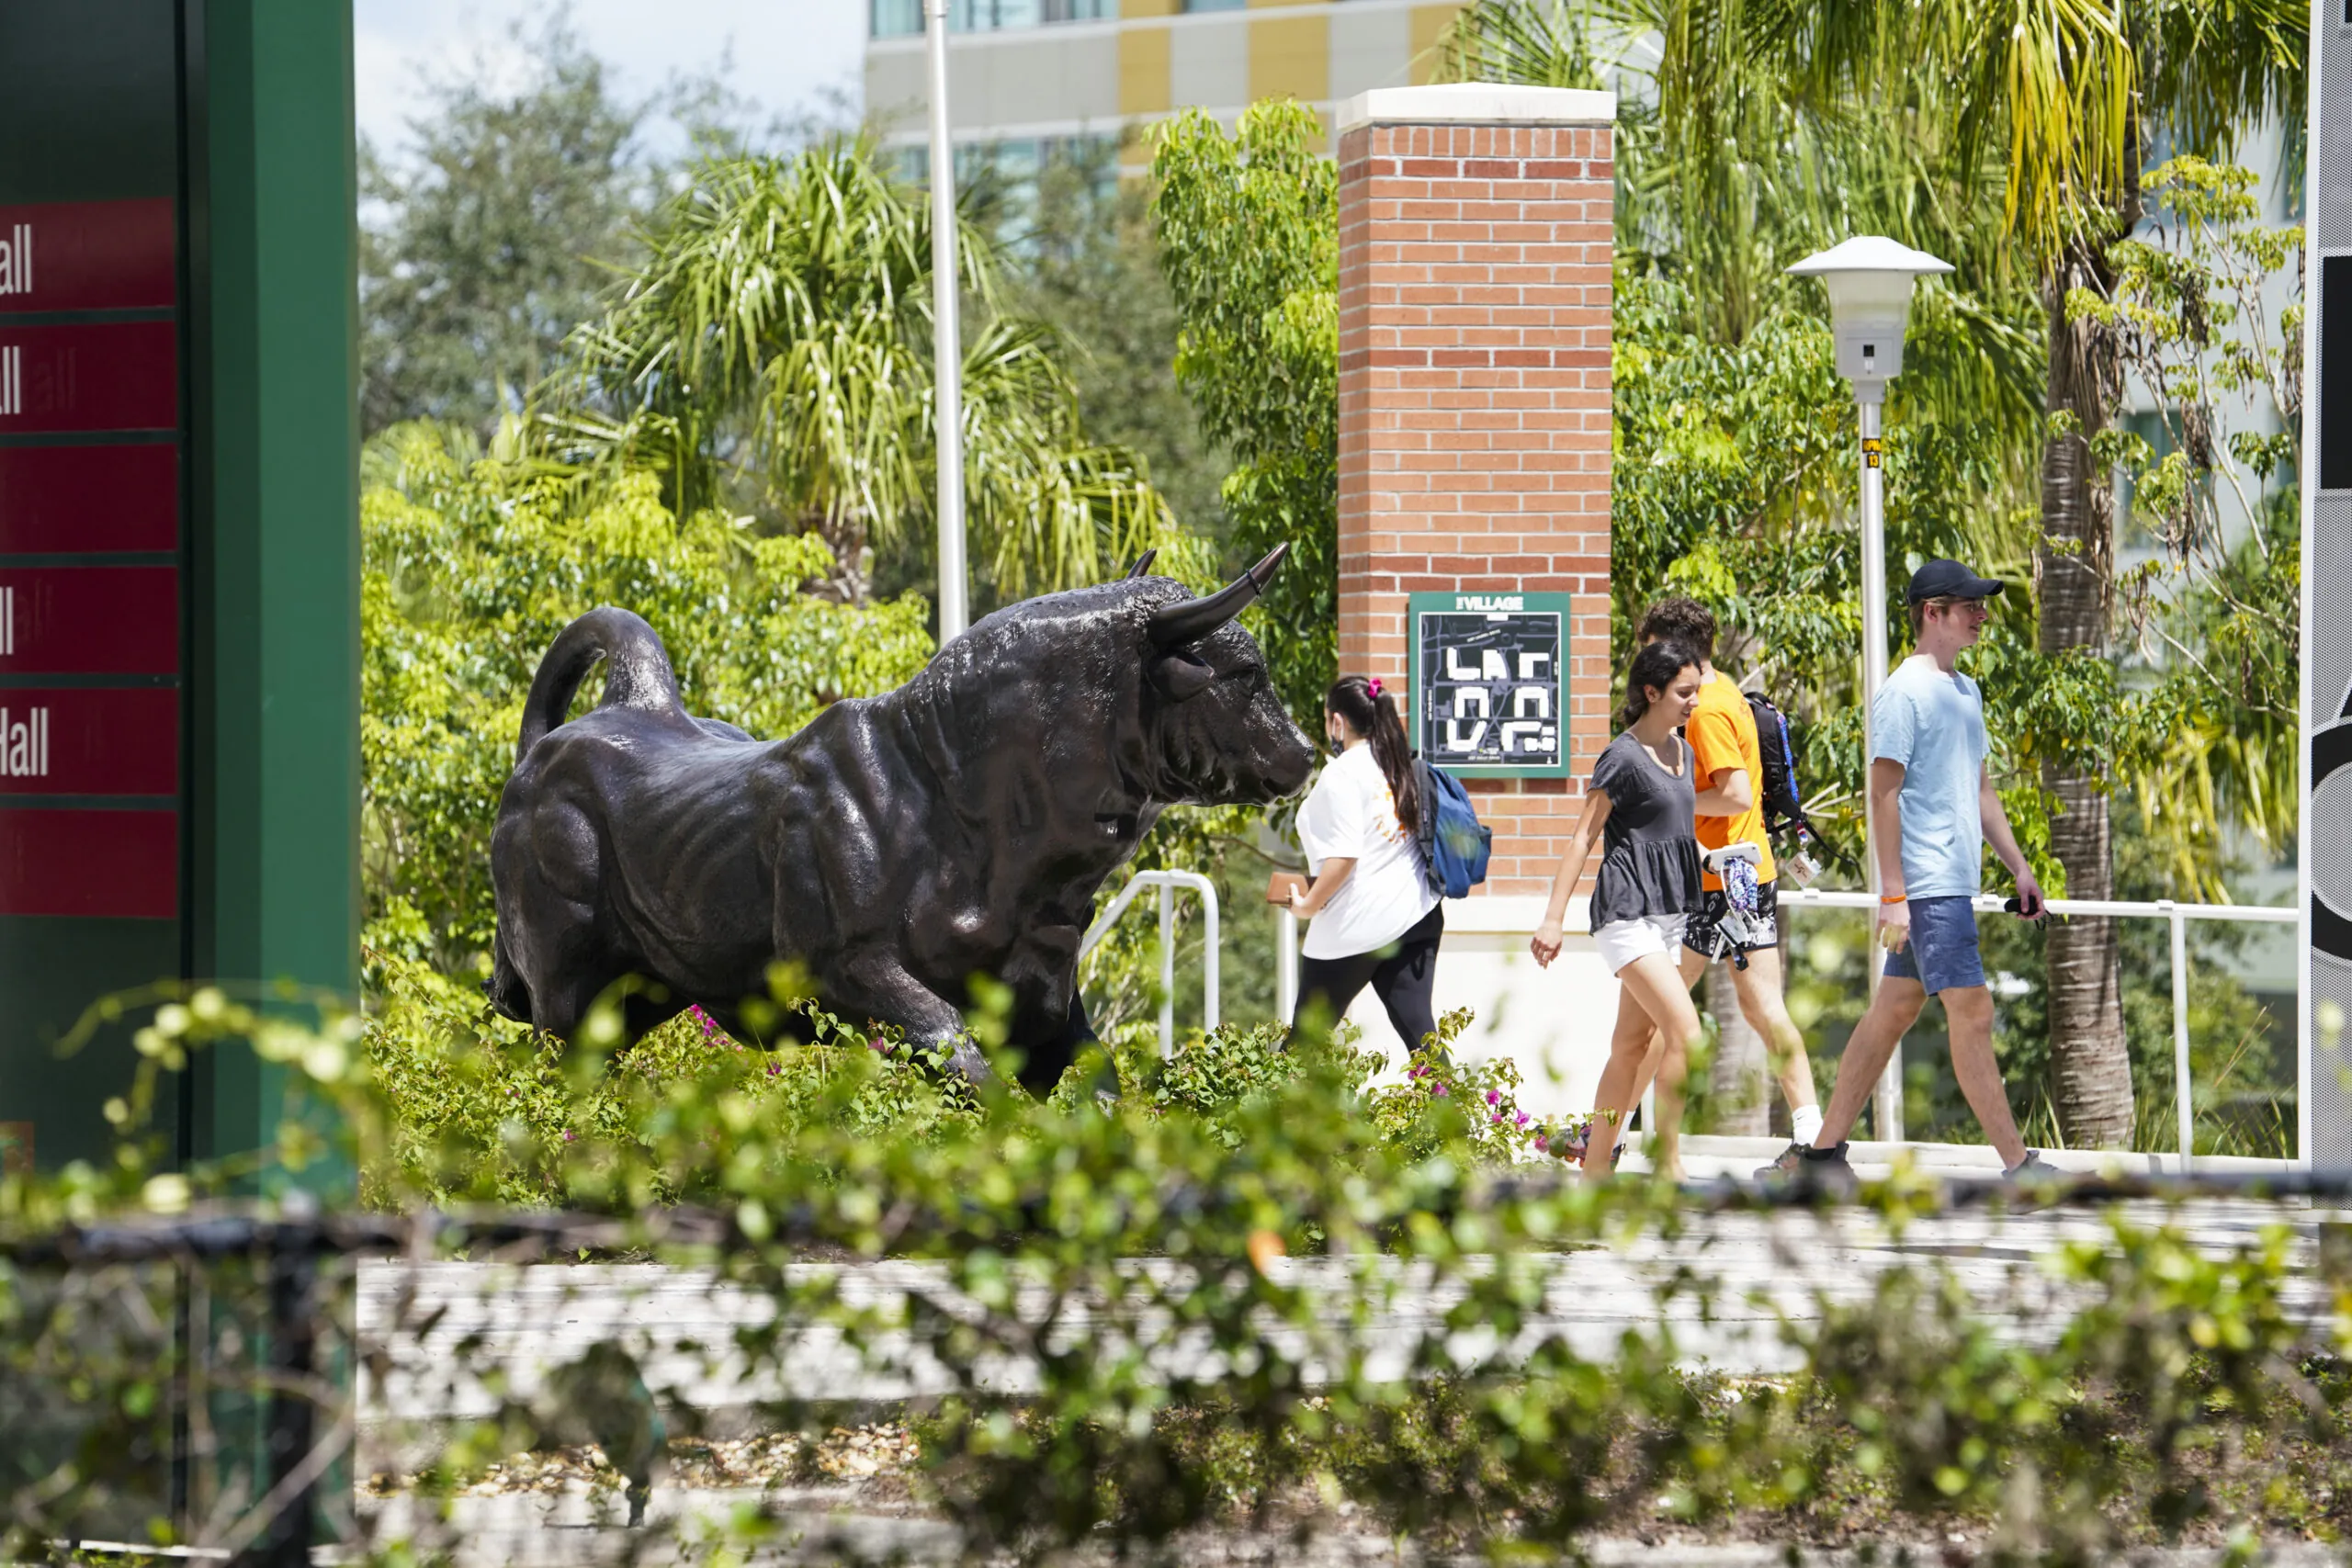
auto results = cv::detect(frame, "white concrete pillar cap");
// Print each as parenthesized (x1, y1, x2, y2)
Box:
(1337, 84, 1616, 131)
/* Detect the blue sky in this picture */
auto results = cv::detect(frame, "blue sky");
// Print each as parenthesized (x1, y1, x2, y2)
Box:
(353, 0, 865, 158)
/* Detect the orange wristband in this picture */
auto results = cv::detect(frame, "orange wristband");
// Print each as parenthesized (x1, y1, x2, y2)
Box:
(1880, 894, 1907, 905)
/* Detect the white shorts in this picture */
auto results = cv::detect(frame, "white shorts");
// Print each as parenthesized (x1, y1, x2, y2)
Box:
(1593, 913, 1689, 976)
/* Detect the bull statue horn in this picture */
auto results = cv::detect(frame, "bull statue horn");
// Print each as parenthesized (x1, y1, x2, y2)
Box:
(1146, 543, 1289, 649)
(1125, 548, 1159, 579)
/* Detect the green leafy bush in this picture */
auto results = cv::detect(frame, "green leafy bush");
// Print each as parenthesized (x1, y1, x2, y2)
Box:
(4, 986, 2347, 1563)
(362, 952, 1544, 1206)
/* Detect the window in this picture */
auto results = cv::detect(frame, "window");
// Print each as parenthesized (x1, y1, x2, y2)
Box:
(1184, 0, 1250, 10)
(874, 0, 1110, 36)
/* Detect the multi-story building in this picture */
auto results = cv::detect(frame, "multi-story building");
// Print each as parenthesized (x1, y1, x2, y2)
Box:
(864, 0, 1468, 176)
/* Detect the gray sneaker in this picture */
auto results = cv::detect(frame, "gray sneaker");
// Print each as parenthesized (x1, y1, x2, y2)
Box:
(1776, 1141, 1860, 1198)
(1753, 1141, 1810, 1180)
(2002, 1149, 2055, 1183)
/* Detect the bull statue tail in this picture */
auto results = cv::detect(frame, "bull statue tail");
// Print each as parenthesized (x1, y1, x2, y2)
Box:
(516, 606, 687, 761)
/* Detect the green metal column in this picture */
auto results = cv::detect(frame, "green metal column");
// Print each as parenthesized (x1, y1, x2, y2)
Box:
(187, 0, 360, 1174)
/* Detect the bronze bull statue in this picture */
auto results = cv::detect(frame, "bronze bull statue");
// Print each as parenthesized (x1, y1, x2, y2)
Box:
(484, 546, 1313, 1092)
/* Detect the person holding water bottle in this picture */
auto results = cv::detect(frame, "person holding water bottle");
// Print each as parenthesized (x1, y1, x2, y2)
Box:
(1785, 560, 2050, 1192)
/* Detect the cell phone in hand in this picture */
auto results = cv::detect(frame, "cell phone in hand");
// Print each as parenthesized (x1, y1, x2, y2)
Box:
(1266, 871, 1307, 906)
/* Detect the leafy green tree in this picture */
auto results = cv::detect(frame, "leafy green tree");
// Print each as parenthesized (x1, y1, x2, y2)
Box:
(361, 423, 934, 974)
(1148, 102, 1340, 724)
(1003, 149, 1232, 550)
(360, 17, 656, 437)
(544, 138, 1171, 606)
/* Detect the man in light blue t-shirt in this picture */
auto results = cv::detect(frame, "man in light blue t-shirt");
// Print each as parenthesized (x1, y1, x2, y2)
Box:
(1791, 560, 2049, 1190)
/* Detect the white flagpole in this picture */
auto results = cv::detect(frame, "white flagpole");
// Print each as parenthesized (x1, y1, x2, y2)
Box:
(923, 0, 969, 643)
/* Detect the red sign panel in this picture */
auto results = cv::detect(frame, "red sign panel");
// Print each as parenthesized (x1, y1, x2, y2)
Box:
(0, 445, 179, 554)
(0, 198, 176, 313)
(0, 688, 177, 795)
(0, 321, 177, 433)
(0, 807, 176, 919)
(0, 568, 177, 673)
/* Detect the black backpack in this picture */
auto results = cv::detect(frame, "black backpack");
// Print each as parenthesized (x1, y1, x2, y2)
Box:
(1745, 691, 1814, 844)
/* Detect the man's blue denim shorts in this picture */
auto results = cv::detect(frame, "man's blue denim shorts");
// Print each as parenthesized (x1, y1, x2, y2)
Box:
(1883, 894, 1985, 995)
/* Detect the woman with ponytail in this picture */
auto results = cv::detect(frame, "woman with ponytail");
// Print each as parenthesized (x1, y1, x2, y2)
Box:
(1281, 675, 1443, 1051)
(1530, 641, 1708, 1180)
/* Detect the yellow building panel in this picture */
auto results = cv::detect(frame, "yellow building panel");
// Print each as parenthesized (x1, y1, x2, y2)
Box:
(1121, 0, 1179, 14)
(1250, 13, 1328, 104)
(1408, 2, 1464, 84)
(1120, 24, 1172, 116)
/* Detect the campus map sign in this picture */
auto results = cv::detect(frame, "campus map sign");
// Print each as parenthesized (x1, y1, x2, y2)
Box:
(1408, 592, 1572, 780)
(0, 6, 187, 1172)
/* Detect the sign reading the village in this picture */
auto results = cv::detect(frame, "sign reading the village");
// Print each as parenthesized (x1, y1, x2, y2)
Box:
(1408, 592, 1572, 779)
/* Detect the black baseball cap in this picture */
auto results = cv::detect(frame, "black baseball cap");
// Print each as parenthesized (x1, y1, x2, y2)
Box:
(1905, 558, 2005, 603)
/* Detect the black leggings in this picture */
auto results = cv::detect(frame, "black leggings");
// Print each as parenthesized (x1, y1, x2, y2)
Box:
(1292, 905, 1445, 1052)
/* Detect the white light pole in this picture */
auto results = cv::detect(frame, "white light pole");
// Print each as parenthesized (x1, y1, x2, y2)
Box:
(1788, 236, 1953, 1144)
(923, 0, 969, 643)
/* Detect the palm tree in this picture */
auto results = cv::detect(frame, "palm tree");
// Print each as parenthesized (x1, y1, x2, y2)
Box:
(1791, 0, 2301, 1150)
(1439, 0, 2301, 1148)
(543, 136, 1170, 604)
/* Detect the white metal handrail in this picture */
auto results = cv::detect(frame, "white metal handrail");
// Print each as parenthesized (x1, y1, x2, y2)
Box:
(1775, 887, 2296, 1170)
(1080, 870, 1220, 1057)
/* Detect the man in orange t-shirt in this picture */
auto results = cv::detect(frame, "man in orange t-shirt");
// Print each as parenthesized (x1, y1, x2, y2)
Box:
(1634, 598, 1823, 1172)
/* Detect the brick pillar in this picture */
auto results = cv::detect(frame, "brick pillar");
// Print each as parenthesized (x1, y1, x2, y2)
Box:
(1336, 85, 1613, 898)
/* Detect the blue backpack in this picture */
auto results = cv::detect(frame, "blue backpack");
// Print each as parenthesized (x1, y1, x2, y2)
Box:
(1411, 757, 1492, 898)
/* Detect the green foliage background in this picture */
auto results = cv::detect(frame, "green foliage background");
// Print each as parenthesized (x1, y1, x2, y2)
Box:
(360, 425, 935, 974)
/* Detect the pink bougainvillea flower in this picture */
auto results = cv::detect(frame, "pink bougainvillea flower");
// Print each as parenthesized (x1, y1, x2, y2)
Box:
(1516, 1110, 1530, 1126)
(1433, 1083, 1448, 1097)
(1485, 1089, 1500, 1106)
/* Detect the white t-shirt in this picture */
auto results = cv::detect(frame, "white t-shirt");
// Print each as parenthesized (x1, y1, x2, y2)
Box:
(1295, 743, 1439, 960)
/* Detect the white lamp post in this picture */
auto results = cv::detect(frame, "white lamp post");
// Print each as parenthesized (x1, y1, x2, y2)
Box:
(923, 0, 969, 643)
(1787, 236, 1953, 1143)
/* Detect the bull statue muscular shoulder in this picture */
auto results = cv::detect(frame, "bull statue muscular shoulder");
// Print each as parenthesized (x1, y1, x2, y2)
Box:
(485, 546, 1314, 1093)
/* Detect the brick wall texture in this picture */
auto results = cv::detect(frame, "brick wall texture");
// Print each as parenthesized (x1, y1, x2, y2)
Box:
(1335, 117, 1614, 897)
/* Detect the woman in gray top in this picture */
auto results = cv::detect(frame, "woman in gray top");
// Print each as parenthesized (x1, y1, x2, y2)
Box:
(1531, 640, 1707, 1179)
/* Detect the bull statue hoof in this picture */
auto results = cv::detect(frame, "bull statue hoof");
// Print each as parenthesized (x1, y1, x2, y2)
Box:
(484, 546, 1314, 1095)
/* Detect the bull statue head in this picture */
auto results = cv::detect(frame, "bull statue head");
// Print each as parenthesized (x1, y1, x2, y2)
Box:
(1130, 544, 1314, 806)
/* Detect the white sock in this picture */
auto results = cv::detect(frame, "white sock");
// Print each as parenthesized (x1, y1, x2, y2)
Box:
(1791, 1104, 1825, 1145)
